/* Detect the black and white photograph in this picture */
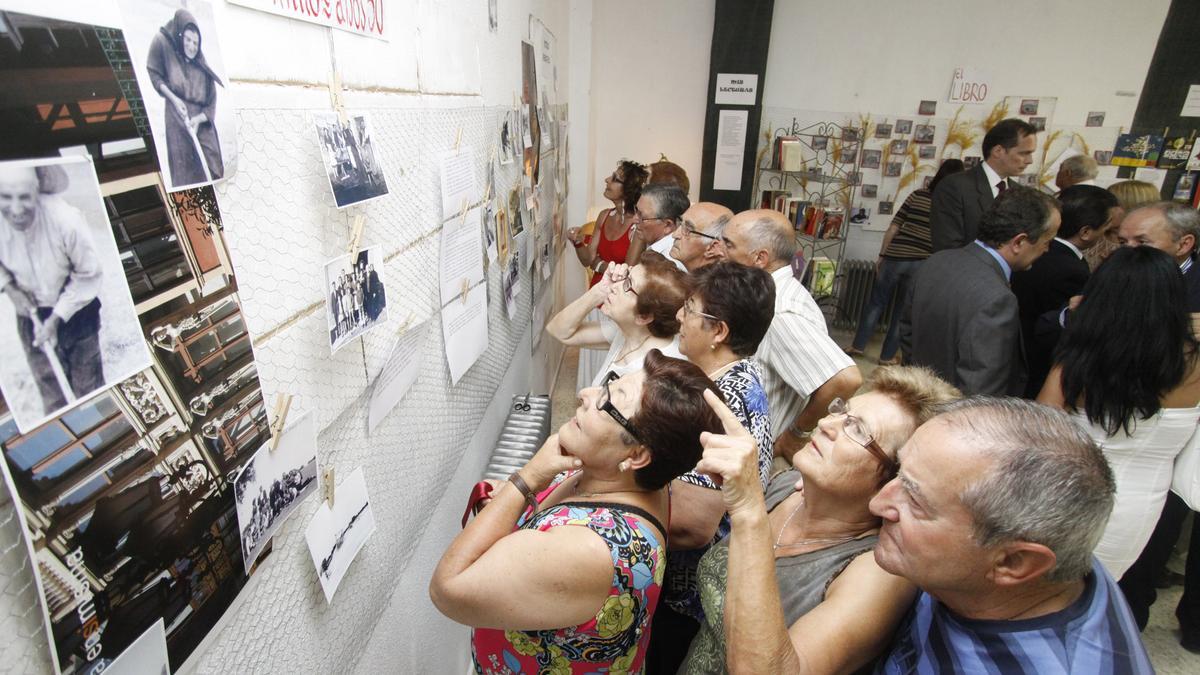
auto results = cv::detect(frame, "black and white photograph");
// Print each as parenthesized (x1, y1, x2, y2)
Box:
(890, 139, 909, 154)
(861, 183, 878, 198)
(499, 111, 517, 165)
(1020, 98, 1040, 115)
(879, 200, 895, 215)
(861, 149, 882, 169)
(846, 171, 862, 185)
(1087, 111, 1106, 127)
(106, 619, 169, 675)
(314, 112, 390, 209)
(811, 136, 829, 150)
(116, 0, 236, 191)
(509, 187, 526, 236)
(913, 124, 935, 144)
(305, 466, 378, 603)
(0, 156, 154, 433)
(918, 100, 937, 116)
(502, 250, 521, 320)
(895, 119, 913, 134)
(234, 412, 320, 574)
(1094, 150, 1113, 165)
(324, 245, 389, 354)
(849, 206, 872, 223)
(874, 123, 893, 139)
(963, 156, 983, 170)
(841, 128, 860, 142)
(918, 144, 937, 159)
(884, 161, 903, 177)
(1029, 116, 1046, 132)
(839, 143, 859, 164)
(484, 201, 499, 263)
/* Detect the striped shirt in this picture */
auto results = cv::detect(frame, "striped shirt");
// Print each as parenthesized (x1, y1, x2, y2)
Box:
(755, 266, 854, 440)
(875, 559, 1153, 674)
(882, 189, 934, 261)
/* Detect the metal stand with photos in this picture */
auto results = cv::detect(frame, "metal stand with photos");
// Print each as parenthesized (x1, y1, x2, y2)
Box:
(753, 119, 860, 323)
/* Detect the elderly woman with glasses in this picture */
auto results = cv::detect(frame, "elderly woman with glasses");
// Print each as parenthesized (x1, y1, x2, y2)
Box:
(431, 351, 724, 674)
(644, 261, 775, 672)
(679, 366, 961, 674)
(547, 251, 688, 387)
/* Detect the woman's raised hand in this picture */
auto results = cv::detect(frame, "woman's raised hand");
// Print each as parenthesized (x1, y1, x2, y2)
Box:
(522, 434, 582, 491)
(694, 389, 764, 516)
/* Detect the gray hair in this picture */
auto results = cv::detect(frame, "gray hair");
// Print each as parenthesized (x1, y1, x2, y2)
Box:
(1136, 202, 1200, 254)
(1060, 154, 1098, 181)
(704, 213, 732, 238)
(934, 397, 1115, 583)
(977, 186, 1059, 248)
(742, 213, 798, 264)
(641, 183, 690, 222)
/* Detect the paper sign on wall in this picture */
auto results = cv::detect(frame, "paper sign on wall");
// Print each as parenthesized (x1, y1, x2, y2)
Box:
(715, 74, 758, 105)
(948, 67, 990, 104)
(712, 109, 748, 191)
(1181, 84, 1200, 117)
(229, 0, 387, 39)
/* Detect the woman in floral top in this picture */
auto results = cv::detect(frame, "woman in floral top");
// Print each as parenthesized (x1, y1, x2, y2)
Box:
(645, 261, 776, 673)
(430, 351, 724, 674)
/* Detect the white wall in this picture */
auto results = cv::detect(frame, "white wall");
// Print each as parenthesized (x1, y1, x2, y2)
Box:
(586, 0, 715, 215)
(761, 0, 1171, 260)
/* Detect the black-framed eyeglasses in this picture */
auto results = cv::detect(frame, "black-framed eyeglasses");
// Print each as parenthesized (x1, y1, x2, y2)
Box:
(618, 274, 638, 296)
(827, 397, 898, 475)
(599, 371, 639, 440)
(683, 297, 720, 322)
(681, 223, 719, 241)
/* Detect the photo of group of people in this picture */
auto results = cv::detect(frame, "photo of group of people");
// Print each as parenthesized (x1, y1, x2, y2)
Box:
(324, 246, 389, 353)
(314, 113, 390, 209)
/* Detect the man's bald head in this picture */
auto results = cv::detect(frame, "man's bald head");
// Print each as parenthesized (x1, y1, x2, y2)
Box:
(0, 167, 42, 231)
(720, 209, 797, 270)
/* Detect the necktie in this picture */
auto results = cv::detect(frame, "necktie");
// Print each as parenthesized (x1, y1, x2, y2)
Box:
(997, 179, 1008, 194)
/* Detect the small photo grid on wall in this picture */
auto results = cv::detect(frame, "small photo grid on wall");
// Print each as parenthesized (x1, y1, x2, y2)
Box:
(895, 119, 913, 134)
(840, 144, 859, 164)
(913, 124, 935, 144)
(884, 162, 903, 178)
(879, 201, 895, 215)
(875, 123, 893, 139)
(918, 145, 937, 159)
(890, 140, 909, 154)
(918, 101, 936, 116)
(861, 184, 878, 199)
(861, 149, 882, 169)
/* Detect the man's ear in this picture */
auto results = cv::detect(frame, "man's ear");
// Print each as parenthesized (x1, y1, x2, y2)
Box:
(987, 541, 1059, 587)
(1178, 233, 1197, 259)
(703, 240, 724, 260)
(752, 249, 771, 269)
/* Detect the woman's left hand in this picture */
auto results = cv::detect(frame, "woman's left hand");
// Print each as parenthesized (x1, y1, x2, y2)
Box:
(521, 434, 582, 492)
(694, 389, 765, 516)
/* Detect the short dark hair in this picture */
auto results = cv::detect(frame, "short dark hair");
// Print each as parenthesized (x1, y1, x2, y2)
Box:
(634, 251, 689, 338)
(977, 185, 1059, 247)
(616, 160, 649, 213)
(929, 158, 964, 194)
(1056, 246, 1199, 435)
(648, 159, 690, 194)
(641, 183, 690, 222)
(688, 261, 775, 357)
(982, 118, 1037, 159)
(1056, 185, 1119, 240)
(629, 350, 724, 489)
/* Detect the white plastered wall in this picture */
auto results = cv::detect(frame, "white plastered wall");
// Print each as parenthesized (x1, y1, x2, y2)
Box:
(0, 0, 586, 673)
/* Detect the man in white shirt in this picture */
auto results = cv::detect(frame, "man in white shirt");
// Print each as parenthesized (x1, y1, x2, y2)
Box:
(629, 183, 688, 271)
(931, 119, 1037, 251)
(0, 165, 104, 413)
(720, 209, 861, 460)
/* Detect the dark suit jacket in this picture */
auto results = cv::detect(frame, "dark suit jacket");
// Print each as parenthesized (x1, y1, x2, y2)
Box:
(930, 165, 994, 252)
(1186, 258, 1200, 313)
(1011, 240, 1090, 396)
(900, 243, 1026, 396)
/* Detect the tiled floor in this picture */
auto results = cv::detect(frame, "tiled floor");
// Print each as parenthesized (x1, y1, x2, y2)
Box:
(551, 332, 1200, 672)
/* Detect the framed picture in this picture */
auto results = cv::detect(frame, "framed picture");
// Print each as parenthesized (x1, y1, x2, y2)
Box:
(895, 119, 913, 134)
(918, 101, 936, 116)
(1019, 98, 1039, 115)
(875, 123, 893, 139)
(913, 124, 935, 144)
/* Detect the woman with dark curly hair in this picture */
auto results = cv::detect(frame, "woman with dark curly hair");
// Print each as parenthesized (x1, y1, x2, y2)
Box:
(431, 351, 724, 674)
(568, 160, 649, 286)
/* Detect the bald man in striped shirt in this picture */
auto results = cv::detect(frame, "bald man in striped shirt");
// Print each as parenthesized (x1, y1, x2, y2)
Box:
(720, 209, 862, 460)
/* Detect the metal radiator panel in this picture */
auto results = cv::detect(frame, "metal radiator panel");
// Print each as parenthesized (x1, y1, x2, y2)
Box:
(482, 395, 552, 480)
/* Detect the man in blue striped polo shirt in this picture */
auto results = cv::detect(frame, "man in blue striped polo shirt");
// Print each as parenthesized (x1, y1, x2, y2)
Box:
(870, 397, 1152, 673)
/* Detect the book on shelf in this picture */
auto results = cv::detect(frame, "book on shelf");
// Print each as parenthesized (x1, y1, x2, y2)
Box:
(810, 257, 836, 296)
(819, 210, 845, 239)
(804, 206, 825, 237)
(786, 198, 810, 228)
(773, 135, 802, 170)
(760, 189, 790, 210)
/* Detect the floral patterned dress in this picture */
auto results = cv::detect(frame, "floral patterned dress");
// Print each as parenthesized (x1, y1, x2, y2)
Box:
(472, 480, 667, 675)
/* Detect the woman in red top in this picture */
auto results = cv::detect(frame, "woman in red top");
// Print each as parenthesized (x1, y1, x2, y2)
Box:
(569, 160, 649, 286)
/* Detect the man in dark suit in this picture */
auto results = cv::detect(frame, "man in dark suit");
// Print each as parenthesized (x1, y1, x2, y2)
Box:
(1012, 185, 1120, 396)
(900, 186, 1060, 396)
(930, 119, 1037, 251)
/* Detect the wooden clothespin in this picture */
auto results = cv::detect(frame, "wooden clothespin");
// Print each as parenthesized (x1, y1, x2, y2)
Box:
(454, 127, 463, 153)
(460, 278, 470, 305)
(395, 312, 415, 336)
(459, 198, 470, 226)
(268, 393, 293, 452)
(322, 466, 335, 508)
(346, 213, 365, 257)
(329, 71, 348, 126)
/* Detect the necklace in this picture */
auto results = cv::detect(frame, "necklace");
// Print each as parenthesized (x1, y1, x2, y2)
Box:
(614, 333, 651, 364)
(705, 359, 738, 381)
(773, 502, 863, 550)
